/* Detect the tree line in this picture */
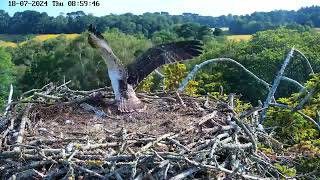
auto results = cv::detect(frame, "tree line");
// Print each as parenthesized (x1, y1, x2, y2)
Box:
(1, 28, 319, 105)
(0, 6, 319, 36)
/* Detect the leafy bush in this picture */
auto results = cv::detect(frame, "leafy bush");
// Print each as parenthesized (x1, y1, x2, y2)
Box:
(287, 140, 320, 177)
(265, 74, 320, 144)
(197, 28, 320, 103)
(10, 31, 151, 91)
(274, 163, 296, 178)
(163, 63, 199, 96)
(137, 74, 155, 93)
(0, 47, 15, 111)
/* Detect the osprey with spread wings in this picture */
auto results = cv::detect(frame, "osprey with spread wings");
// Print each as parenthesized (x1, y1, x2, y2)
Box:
(88, 24, 203, 112)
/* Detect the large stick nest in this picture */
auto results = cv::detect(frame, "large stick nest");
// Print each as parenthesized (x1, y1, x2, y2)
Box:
(0, 83, 284, 179)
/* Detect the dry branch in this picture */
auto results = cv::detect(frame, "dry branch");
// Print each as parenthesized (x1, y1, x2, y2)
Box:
(178, 58, 271, 92)
(4, 84, 13, 116)
(13, 103, 32, 151)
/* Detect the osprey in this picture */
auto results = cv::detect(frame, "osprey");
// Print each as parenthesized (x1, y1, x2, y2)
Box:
(88, 25, 203, 112)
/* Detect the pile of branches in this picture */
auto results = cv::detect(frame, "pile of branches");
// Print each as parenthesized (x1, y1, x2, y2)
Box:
(0, 83, 286, 179)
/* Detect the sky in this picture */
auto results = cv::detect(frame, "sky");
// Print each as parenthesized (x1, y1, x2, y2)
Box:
(0, 0, 320, 17)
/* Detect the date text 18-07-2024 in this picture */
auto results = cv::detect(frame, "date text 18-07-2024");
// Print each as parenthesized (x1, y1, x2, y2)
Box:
(8, 1, 100, 7)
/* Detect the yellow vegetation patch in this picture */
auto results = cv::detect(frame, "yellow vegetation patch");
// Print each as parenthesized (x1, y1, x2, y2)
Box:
(32, 34, 80, 41)
(0, 41, 17, 47)
(63, 34, 80, 39)
(19, 34, 80, 45)
(0, 34, 80, 47)
(227, 35, 252, 42)
(33, 34, 60, 41)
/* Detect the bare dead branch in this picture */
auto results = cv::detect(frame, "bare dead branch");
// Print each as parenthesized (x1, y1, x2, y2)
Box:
(178, 58, 271, 92)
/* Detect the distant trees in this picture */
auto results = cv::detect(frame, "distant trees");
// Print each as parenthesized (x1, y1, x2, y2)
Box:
(0, 10, 10, 34)
(9, 11, 50, 34)
(151, 30, 179, 44)
(174, 23, 213, 40)
(0, 6, 320, 36)
(213, 28, 223, 36)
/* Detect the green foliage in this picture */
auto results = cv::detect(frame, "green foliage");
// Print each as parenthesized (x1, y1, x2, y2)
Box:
(196, 28, 320, 102)
(289, 140, 320, 176)
(174, 23, 213, 40)
(0, 34, 34, 43)
(297, 157, 320, 176)
(195, 71, 224, 95)
(265, 74, 320, 144)
(163, 63, 198, 96)
(18, 35, 103, 91)
(233, 98, 252, 113)
(11, 31, 151, 91)
(151, 30, 180, 45)
(102, 29, 152, 65)
(208, 92, 252, 114)
(0, 47, 15, 110)
(274, 163, 296, 178)
(138, 74, 155, 93)
(213, 28, 223, 36)
(2, 6, 320, 35)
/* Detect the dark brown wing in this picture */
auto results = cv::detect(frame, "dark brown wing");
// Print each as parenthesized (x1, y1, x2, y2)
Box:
(127, 40, 203, 86)
(88, 24, 104, 39)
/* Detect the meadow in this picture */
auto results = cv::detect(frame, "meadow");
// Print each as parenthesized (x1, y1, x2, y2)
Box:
(226, 34, 252, 41)
(0, 34, 80, 47)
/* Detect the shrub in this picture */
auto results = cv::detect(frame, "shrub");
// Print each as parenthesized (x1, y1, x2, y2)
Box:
(265, 74, 320, 144)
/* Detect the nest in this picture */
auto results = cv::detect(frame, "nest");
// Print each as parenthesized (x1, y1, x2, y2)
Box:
(0, 82, 282, 179)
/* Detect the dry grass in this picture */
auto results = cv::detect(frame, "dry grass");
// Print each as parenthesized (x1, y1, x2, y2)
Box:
(31, 34, 80, 41)
(20, 34, 80, 45)
(227, 35, 252, 42)
(0, 41, 17, 47)
(0, 34, 80, 47)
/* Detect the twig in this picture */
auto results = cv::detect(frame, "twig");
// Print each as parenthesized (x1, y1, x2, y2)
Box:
(167, 137, 191, 153)
(71, 162, 105, 179)
(294, 85, 317, 111)
(10, 169, 45, 179)
(20, 83, 52, 99)
(280, 76, 305, 90)
(138, 133, 173, 153)
(137, 93, 176, 102)
(13, 103, 32, 151)
(293, 49, 314, 74)
(169, 166, 200, 180)
(232, 116, 257, 152)
(296, 110, 320, 131)
(198, 111, 217, 125)
(221, 143, 252, 150)
(175, 91, 186, 107)
(4, 84, 13, 116)
(34, 92, 61, 100)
